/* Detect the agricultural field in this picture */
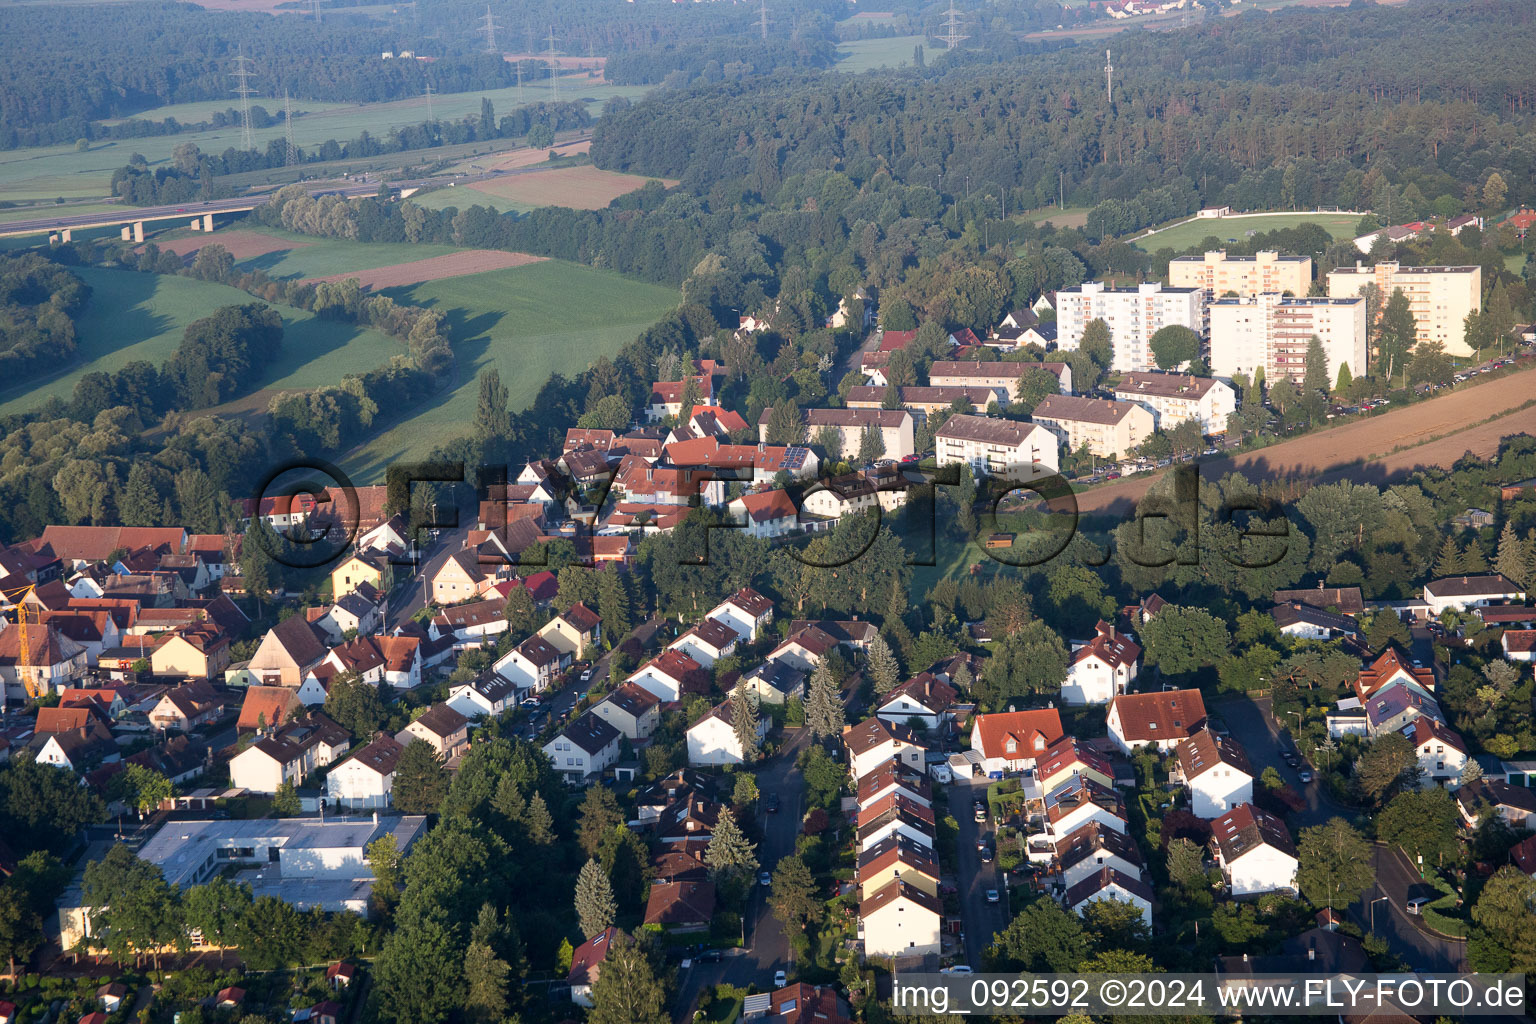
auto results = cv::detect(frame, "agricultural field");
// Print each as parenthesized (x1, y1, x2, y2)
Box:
(1135, 211, 1362, 251)
(0, 266, 404, 415)
(303, 249, 545, 289)
(0, 76, 653, 202)
(337, 259, 679, 481)
(1019, 206, 1092, 229)
(178, 226, 465, 280)
(410, 165, 675, 213)
(835, 35, 927, 72)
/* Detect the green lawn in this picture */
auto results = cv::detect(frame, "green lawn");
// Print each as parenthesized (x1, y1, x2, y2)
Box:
(337, 259, 679, 482)
(1136, 212, 1362, 252)
(0, 76, 654, 201)
(408, 184, 536, 214)
(1505, 252, 1527, 274)
(836, 35, 928, 72)
(0, 266, 404, 415)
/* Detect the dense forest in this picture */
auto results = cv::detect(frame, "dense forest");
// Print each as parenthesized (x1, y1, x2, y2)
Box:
(0, 3, 513, 145)
(0, 254, 91, 385)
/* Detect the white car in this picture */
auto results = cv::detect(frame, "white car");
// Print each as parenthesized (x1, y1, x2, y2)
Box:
(940, 966, 974, 975)
(774, 970, 787, 987)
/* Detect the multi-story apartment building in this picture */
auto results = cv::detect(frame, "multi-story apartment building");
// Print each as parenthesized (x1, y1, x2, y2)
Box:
(1208, 294, 1368, 385)
(925, 360, 1074, 399)
(1168, 250, 1313, 298)
(1055, 282, 1206, 373)
(934, 414, 1059, 480)
(1112, 371, 1237, 434)
(1325, 261, 1481, 357)
(1030, 395, 1154, 460)
(761, 408, 915, 461)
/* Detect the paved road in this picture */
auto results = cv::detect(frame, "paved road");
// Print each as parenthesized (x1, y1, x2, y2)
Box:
(952, 776, 1010, 967)
(671, 728, 809, 1022)
(1214, 694, 1468, 970)
(385, 521, 471, 630)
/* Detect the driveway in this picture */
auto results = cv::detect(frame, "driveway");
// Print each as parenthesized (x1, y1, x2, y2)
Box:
(951, 776, 1011, 967)
(671, 728, 809, 1021)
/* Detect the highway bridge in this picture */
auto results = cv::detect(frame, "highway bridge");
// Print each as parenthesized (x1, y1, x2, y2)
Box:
(0, 182, 385, 241)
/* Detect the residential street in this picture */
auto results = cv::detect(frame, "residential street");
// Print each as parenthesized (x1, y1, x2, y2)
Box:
(670, 727, 809, 1023)
(384, 520, 472, 630)
(952, 776, 1011, 968)
(1214, 695, 1468, 971)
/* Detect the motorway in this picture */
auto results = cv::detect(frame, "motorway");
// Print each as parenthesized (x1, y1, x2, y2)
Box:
(671, 728, 809, 1022)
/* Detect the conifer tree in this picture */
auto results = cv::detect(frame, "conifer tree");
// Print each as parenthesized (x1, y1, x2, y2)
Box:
(805, 661, 845, 741)
(589, 931, 669, 1024)
(1433, 536, 1462, 577)
(868, 633, 901, 694)
(525, 791, 556, 845)
(1496, 522, 1531, 588)
(705, 808, 759, 882)
(731, 681, 760, 762)
(575, 858, 618, 938)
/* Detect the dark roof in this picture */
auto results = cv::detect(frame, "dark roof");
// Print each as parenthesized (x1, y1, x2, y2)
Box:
(1113, 371, 1223, 401)
(643, 880, 716, 926)
(560, 603, 601, 632)
(1176, 728, 1253, 781)
(1424, 573, 1522, 598)
(1064, 866, 1154, 908)
(935, 413, 1038, 447)
(600, 682, 661, 718)
(1055, 820, 1144, 873)
(1271, 601, 1358, 633)
(843, 717, 921, 757)
(341, 735, 404, 776)
(860, 878, 942, 917)
(1210, 803, 1297, 861)
(267, 615, 327, 667)
(1456, 778, 1536, 817)
(1273, 586, 1365, 615)
(411, 704, 468, 739)
(1034, 394, 1142, 425)
(559, 712, 621, 756)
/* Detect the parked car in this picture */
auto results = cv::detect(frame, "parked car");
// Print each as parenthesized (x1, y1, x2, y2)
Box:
(981, 847, 993, 864)
(986, 889, 1000, 903)
(1298, 770, 1313, 783)
(941, 966, 974, 975)
(759, 871, 772, 886)
(698, 950, 723, 962)
(1405, 896, 1431, 915)
(774, 970, 787, 987)
(766, 793, 780, 813)
(974, 803, 987, 822)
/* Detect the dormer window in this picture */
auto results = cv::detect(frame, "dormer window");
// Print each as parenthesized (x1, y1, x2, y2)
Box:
(1006, 739, 1017, 753)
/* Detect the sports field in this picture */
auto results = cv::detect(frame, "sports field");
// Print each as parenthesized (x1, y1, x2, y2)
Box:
(0, 266, 404, 415)
(338, 260, 679, 482)
(411, 165, 675, 213)
(0, 77, 653, 201)
(836, 35, 927, 72)
(1135, 212, 1361, 252)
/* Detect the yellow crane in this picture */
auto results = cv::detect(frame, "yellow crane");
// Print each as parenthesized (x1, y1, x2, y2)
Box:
(0, 583, 43, 700)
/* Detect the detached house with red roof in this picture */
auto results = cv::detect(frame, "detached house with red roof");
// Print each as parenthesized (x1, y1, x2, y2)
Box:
(729, 489, 800, 540)
(1062, 621, 1140, 705)
(1106, 689, 1206, 754)
(1402, 717, 1468, 787)
(1210, 803, 1298, 896)
(668, 617, 739, 668)
(874, 675, 957, 732)
(1503, 629, 1536, 663)
(1176, 728, 1254, 818)
(687, 699, 768, 765)
(844, 718, 926, 781)
(969, 708, 1066, 776)
(706, 587, 775, 642)
(567, 926, 619, 1007)
(1064, 867, 1152, 929)
(860, 880, 941, 958)
(1422, 574, 1526, 615)
(627, 649, 709, 703)
(492, 635, 570, 696)
(248, 616, 328, 688)
(1353, 647, 1435, 702)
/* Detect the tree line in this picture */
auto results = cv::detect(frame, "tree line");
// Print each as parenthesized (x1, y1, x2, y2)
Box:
(0, 253, 91, 385)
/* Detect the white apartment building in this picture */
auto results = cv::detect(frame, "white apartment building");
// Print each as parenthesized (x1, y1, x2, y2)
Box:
(1030, 395, 1153, 460)
(1325, 261, 1481, 357)
(1168, 250, 1313, 298)
(1208, 295, 1367, 385)
(926, 360, 1073, 399)
(765, 408, 915, 461)
(1112, 371, 1237, 434)
(1055, 282, 1206, 373)
(934, 414, 1059, 481)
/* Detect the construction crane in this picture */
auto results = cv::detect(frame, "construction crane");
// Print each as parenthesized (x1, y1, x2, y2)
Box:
(0, 583, 42, 700)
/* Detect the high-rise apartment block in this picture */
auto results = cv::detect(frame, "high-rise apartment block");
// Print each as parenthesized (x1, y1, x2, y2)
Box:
(1325, 261, 1481, 357)
(1054, 282, 1206, 373)
(1209, 295, 1368, 385)
(1168, 250, 1313, 298)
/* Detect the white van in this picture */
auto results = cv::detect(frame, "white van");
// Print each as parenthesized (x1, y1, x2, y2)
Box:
(930, 763, 953, 784)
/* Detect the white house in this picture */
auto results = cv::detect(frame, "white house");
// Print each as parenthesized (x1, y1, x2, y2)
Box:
(860, 880, 942, 958)
(729, 489, 800, 540)
(968, 709, 1066, 776)
(395, 704, 469, 760)
(1176, 728, 1254, 818)
(686, 700, 768, 766)
(1209, 804, 1298, 896)
(1044, 776, 1127, 839)
(544, 712, 623, 784)
(1422, 574, 1526, 616)
(230, 715, 350, 794)
(447, 674, 518, 720)
(1271, 602, 1359, 642)
(1055, 821, 1145, 890)
(493, 635, 569, 696)
(668, 617, 739, 669)
(1504, 629, 1536, 663)
(1062, 621, 1140, 706)
(1402, 717, 1469, 788)
(1106, 689, 1206, 754)
(705, 587, 775, 642)
(738, 660, 806, 705)
(844, 718, 926, 781)
(325, 736, 403, 810)
(592, 682, 662, 741)
(1064, 868, 1153, 930)
(765, 626, 838, 674)
(856, 797, 936, 851)
(874, 675, 957, 732)
(627, 649, 707, 703)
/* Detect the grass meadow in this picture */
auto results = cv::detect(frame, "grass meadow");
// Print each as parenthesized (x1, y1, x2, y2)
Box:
(835, 36, 927, 72)
(0, 266, 404, 415)
(337, 259, 678, 481)
(1136, 212, 1362, 252)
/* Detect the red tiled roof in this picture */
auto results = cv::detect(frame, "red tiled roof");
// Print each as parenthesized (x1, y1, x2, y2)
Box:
(1109, 689, 1206, 743)
(971, 709, 1065, 760)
